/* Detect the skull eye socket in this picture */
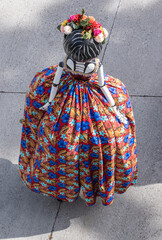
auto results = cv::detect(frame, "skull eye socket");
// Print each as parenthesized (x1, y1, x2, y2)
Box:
(66, 58, 74, 71)
(85, 63, 95, 74)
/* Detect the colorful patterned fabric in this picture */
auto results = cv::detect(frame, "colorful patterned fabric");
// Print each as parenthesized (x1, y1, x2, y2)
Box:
(18, 64, 138, 206)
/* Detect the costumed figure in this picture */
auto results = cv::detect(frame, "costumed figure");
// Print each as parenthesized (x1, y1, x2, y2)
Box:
(18, 10, 138, 206)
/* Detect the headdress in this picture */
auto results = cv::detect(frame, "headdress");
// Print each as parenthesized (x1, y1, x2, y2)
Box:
(57, 9, 108, 44)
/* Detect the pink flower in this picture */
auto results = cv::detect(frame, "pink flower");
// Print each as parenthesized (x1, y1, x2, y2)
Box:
(94, 33, 104, 43)
(69, 15, 76, 21)
(93, 28, 102, 36)
(60, 25, 64, 33)
(67, 19, 71, 22)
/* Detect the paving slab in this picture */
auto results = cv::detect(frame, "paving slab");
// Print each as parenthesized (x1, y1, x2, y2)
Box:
(51, 184, 162, 240)
(132, 96, 162, 186)
(0, 0, 120, 93)
(0, 158, 60, 239)
(0, 93, 161, 239)
(0, 93, 58, 239)
(104, 0, 162, 96)
(0, 93, 26, 162)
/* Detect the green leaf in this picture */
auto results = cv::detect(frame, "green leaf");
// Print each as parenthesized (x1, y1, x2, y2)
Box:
(82, 9, 85, 15)
(80, 18, 90, 27)
(75, 25, 80, 29)
(71, 21, 80, 29)
(57, 24, 61, 31)
(81, 8, 85, 17)
(102, 39, 106, 44)
(81, 29, 92, 39)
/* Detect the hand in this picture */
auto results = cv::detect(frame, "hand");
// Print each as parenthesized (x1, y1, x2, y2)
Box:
(39, 102, 50, 111)
(112, 105, 128, 124)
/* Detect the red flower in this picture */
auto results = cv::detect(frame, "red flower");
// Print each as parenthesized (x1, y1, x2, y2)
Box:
(91, 21, 101, 30)
(89, 19, 94, 25)
(84, 26, 91, 31)
(74, 14, 82, 22)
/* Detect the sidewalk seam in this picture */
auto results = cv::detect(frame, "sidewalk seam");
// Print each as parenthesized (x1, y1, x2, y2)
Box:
(48, 201, 62, 240)
(0, 91, 161, 97)
(101, 0, 122, 64)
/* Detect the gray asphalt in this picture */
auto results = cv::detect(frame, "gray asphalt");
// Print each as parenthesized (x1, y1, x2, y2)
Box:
(0, 0, 162, 240)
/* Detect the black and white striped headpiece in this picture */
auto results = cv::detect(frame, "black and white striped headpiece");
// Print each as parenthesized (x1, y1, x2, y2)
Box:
(63, 29, 102, 62)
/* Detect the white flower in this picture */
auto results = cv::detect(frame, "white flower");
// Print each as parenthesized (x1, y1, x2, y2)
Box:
(64, 25, 73, 35)
(94, 33, 104, 43)
(103, 28, 108, 38)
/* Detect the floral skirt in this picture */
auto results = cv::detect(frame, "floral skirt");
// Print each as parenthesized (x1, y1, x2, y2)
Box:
(18, 65, 138, 206)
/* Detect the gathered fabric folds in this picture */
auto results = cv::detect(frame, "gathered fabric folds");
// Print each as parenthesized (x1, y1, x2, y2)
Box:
(18, 64, 138, 206)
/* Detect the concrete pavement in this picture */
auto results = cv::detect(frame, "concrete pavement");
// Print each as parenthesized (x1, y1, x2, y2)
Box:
(0, 0, 162, 239)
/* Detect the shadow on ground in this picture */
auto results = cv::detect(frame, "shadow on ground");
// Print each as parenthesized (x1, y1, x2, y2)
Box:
(0, 158, 161, 240)
(0, 158, 87, 238)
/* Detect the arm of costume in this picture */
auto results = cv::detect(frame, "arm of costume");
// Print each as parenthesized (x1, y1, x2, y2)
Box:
(97, 64, 127, 124)
(39, 61, 64, 111)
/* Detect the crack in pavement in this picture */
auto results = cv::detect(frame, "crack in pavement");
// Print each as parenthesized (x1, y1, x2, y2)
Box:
(48, 201, 62, 240)
(101, 0, 122, 64)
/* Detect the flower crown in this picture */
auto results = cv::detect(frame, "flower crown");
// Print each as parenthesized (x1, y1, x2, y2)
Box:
(57, 9, 108, 44)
